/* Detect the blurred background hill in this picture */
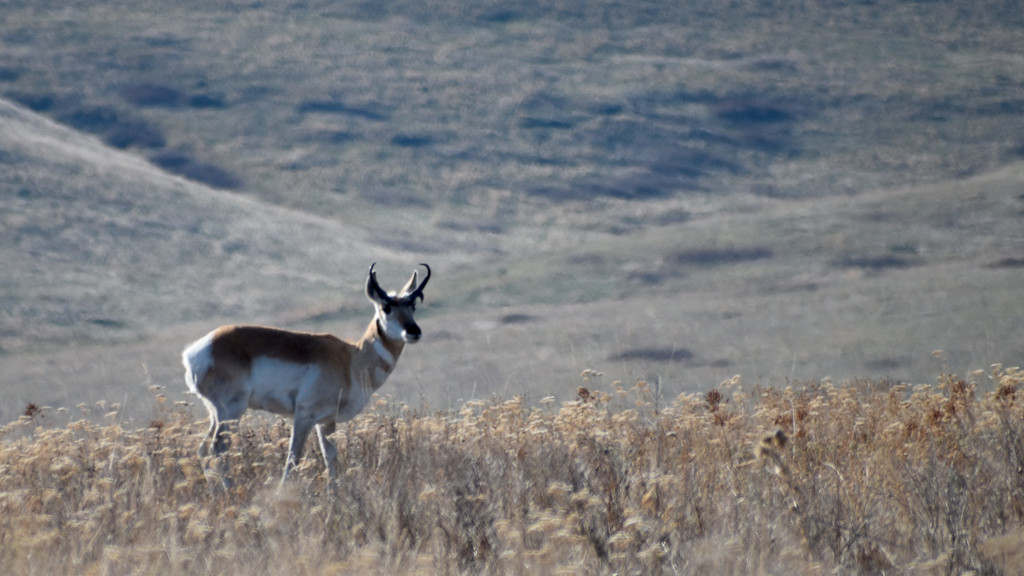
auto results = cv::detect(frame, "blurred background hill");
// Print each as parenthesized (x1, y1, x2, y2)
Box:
(1, 0, 1022, 422)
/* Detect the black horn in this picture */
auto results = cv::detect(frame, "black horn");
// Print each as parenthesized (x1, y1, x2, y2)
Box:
(365, 262, 392, 303)
(406, 263, 431, 303)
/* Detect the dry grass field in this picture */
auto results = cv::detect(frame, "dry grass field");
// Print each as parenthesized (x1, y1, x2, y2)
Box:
(1, 2, 1023, 572)
(2, 364, 1022, 575)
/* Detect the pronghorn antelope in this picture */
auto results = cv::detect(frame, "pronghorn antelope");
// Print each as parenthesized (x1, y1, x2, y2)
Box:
(182, 263, 430, 485)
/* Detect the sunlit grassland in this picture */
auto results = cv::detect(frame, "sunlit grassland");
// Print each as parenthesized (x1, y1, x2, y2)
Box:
(2, 364, 1022, 575)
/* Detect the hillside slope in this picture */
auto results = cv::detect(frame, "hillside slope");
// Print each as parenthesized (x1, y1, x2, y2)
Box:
(2, 0, 1024, 423)
(0, 98, 444, 420)
(3, 95, 1023, 424)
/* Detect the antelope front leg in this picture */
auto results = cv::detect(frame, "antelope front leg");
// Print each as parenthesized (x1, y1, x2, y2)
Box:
(281, 415, 316, 486)
(316, 421, 339, 481)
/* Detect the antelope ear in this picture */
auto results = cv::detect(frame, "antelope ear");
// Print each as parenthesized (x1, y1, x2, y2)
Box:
(398, 270, 419, 299)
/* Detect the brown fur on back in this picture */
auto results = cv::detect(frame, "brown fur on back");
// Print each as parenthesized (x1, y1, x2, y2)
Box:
(210, 325, 354, 371)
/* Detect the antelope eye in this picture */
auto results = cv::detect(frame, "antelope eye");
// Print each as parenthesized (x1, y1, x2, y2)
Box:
(381, 303, 392, 314)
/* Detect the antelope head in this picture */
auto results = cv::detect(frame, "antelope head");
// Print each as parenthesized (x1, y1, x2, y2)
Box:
(365, 262, 431, 343)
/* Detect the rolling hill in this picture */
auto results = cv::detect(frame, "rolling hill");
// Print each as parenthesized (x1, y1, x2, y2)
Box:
(1, 0, 1023, 423)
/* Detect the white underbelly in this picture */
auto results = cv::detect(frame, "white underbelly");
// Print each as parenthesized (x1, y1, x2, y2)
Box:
(247, 357, 320, 416)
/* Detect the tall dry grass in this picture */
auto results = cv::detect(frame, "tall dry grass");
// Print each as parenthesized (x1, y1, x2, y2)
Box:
(2, 364, 1023, 575)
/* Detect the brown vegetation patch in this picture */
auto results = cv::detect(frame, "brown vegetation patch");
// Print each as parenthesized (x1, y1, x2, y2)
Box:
(665, 246, 773, 267)
(864, 357, 909, 371)
(498, 313, 534, 325)
(186, 93, 228, 109)
(104, 120, 166, 149)
(986, 257, 1024, 269)
(1, 368, 1023, 574)
(296, 100, 389, 121)
(119, 83, 183, 107)
(149, 150, 242, 190)
(609, 347, 695, 362)
(834, 254, 920, 270)
(3, 369, 1023, 574)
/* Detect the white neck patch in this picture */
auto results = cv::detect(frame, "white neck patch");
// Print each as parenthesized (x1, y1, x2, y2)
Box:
(373, 338, 395, 368)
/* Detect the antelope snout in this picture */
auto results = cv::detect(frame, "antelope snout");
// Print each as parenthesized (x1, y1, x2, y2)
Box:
(402, 324, 422, 343)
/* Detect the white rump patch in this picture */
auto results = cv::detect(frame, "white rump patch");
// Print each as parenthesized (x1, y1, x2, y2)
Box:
(182, 331, 216, 393)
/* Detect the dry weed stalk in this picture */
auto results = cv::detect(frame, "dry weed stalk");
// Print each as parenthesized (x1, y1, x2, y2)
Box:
(0, 366, 1021, 575)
